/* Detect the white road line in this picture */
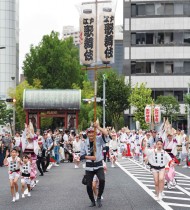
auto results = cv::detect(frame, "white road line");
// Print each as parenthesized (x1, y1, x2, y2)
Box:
(132, 174, 152, 177)
(185, 188, 190, 190)
(163, 196, 190, 201)
(175, 171, 190, 179)
(177, 180, 190, 183)
(165, 203, 190, 208)
(151, 190, 184, 195)
(141, 180, 154, 183)
(116, 161, 173, 210)
(176, 185, 190, 197)
(178, 183, 190, 186)
(136, 177, 153, 180)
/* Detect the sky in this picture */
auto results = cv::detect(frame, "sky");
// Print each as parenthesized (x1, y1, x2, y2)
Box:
(19, 0, 123, 73)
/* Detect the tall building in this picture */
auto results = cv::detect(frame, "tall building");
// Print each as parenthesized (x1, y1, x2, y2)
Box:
(0, 0, 19, 100)
(123, 0, 190, 129)
(62, 26, 80, 46)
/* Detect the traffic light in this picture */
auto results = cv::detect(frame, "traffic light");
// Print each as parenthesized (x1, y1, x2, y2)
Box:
(6, 98, 13, 102)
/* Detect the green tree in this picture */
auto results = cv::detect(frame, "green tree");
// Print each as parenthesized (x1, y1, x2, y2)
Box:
(129, 83, 152, 130)
(23, 31, 85, 89)
(97, 70, 131, 130)
(156, 95, 180, 123)
(0, 101, 13, 129)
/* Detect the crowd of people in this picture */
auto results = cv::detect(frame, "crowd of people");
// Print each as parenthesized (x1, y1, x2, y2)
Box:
(1, 119, 190, 207)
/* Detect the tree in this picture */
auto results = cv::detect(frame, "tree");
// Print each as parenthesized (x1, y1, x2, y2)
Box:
(23, 31, 86, 89)
(0, 101, 13, 128)
(156, 95, 180, 123)
(129, 83, 152, 130)
(97, 70, 131, 130)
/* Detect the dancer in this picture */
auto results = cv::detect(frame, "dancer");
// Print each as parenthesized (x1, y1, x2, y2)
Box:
(4, 148, 21, 202)
(73, 134, 81, 168)
(109, 132, 118, 167)
(142, 139, 172, 201)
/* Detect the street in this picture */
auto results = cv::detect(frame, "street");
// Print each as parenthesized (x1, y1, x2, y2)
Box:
(1, 158, 190, 210)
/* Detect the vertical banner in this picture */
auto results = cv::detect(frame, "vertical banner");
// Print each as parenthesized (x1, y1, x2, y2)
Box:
(145, 105, 151, 124)
(154, 105, 161, 124)
(79, 9, 96, 65)
(99, 8, 115, 64)
(67, 114, 76, 130)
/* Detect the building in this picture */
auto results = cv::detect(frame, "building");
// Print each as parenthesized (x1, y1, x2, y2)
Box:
(0, 0, 19, 100)
(62, 26, 80, 46)
(123, 0, 190, 130)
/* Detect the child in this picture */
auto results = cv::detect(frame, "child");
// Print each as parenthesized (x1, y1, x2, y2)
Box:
(4, 148, 21, 202)
(21, 155, 31, 198)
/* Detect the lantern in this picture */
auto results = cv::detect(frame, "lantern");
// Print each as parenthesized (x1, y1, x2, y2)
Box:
(154, 106, 161, 124)
(79, 9, 96, 65)
(145, 105, 151, 124)
(99, 7, 115, 64)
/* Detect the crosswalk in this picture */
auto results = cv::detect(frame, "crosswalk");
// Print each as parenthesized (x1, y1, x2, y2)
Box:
(116, 158, 190, 210)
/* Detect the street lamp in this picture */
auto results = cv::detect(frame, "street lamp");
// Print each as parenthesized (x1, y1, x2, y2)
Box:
(11, 77, 16, 135)
(103, 74, 106, 128)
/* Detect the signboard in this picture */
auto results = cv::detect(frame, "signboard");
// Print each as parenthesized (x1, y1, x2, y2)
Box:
(145, 105, 151, 124)
(79, 9, 96, 65)
(154, 106, 161, 124)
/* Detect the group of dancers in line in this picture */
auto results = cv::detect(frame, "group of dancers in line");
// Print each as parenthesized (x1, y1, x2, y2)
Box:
(3, 119, 190, 205)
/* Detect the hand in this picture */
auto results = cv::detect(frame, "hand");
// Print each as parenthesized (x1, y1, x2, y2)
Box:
(6, 150, 9, 157)
(24, 123, 28, 128)
(91, 156, 96, 161)
(93, 122, 99, 129)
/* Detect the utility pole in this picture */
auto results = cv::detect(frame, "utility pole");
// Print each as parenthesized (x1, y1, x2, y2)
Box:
(103, 74, 106, 128)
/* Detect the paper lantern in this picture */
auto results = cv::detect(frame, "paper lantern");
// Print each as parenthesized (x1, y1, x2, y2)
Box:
(79, 9, 96, 65)
(99, 8, 115, 64)
(145, 105, 151, 124)
(154, 106, 161, 124)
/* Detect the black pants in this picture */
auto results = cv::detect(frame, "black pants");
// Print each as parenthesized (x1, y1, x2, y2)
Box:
(36, 158, 45, 175)
(45, 154, 50, 171)
(103, 146, 110, 162)
(86, 168, 105, 202)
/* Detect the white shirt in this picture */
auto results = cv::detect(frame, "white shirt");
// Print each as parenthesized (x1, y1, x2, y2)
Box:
(144, 148, 171, 167)
(14, 136, 21, 147)
(21, 162, 31, 174)
(109, 139, 118, 150)
(73, 140, 81, 152)
(63, 134, 68, 142)
(7, 156, 21, 173)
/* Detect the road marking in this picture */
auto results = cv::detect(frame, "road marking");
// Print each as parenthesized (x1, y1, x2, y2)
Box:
(116, 161, 173, 210)
(163, 196, 190, 201)
(136, 177, 153, 180)
(177, 180, 190, 183)
(165, 203, 190, 208)
(178, 183, 190, 186)
(176, 185, 190, 196)
(151, 190, 184, 195)
(185, 188, 190, 190)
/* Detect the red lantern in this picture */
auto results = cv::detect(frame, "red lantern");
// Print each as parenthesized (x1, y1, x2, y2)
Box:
(145, 105, 151, 124)
(154, 106, 161, 124)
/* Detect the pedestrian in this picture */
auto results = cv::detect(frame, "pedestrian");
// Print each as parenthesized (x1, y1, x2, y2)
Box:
(73, 134, 81, 168)
(109, 131, 118, 167)
(142, 139, 172, 201)
(4, 148, 21, 202)
(36, 142, 46, 176)
(2, 132, 13, 158)
(0, 135, 4, 167)
(20, 155, 31, 198)
(43, 132, 53, 171)
(80, 122, 109, 208)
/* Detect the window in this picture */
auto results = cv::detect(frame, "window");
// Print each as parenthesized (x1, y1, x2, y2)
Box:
(146, 33, 154, 44)
(173, 32, 183, 44)
(146, 4, 155, 16)
(131, 33, 136, 45)
(165, 3, 174, 15)
(136, 33, 145, 44)
(155, 62, 164, 74)
(137, 4, 146, 16)
(146, 62, 155, 73)
(156, 33, 164, 44)
(164, 91, 173, 96)
(164, 32, 173, 44)
(165, 62, 173, 74)
(155, 3, 164, 15)
(136, 62, 146, 73)
(174, 61, 183, 74)
(184, 32, 190, 44)
(155, 91, 164, 100)
(174, 91, 183, 102)
(184, 62, 190, 73)
(131, 4, 136, 17)
(184, 3, 190, 16)
(174, 4, 183, 15)
(131, 62, 136, 74)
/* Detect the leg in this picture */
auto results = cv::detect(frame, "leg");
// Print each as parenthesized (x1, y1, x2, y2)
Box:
(27, 184, 31, 192)
(21, 180, 25, 194)
(92, 181, 98, 198)
(86, 170, 95, 202)
(10, 180, 15, 197)
(37, 159, 43, 175)
(152, 171, 159, 197)
(96, 168, 105, 199)
(45, 154, 50, 170)
(13, 177, 19, 193)
(158, 169, 165, 194)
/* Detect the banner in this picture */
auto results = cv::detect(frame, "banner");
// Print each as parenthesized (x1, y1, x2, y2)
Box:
(145, 105, 151, 124)
(154, 105, 161, 124)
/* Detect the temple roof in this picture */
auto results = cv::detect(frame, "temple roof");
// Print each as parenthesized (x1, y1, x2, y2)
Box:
(23, 89, 81, 110)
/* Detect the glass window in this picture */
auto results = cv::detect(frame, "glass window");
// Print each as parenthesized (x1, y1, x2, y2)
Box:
(174, 91, 183, 102)
(131, 62, 136, 74)
(173, 32, 183, 44)
(184, 62, 190, 73)
(174, 61, 184, 74)
(137, 4, 146, 16)
(155, 62, 164, 74)
(136, 62, 146, 73)
(131, 4, 136, 17)
(136, 33, 146, 44)
(155, 91, 164, 100)
(146, 4, 155, 16)
(146, 33, 154, 44)
(164, 91, 174, 96)
(174, 4, 183, 15)
(184, 32, 190, 44)
(131, 33, 136, 45)
(155, 3, 164, 15)
(164, 32, 173, 44)
(165, 3, 174, 15)
(184, 3, 190, 16)
(165, 62, 173, 74)
(156, 33, 164, 44)
(146, 62, 155, 73)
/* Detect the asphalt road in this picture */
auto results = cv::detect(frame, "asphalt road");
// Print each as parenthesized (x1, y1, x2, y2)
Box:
(0, 161, 165, 210)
